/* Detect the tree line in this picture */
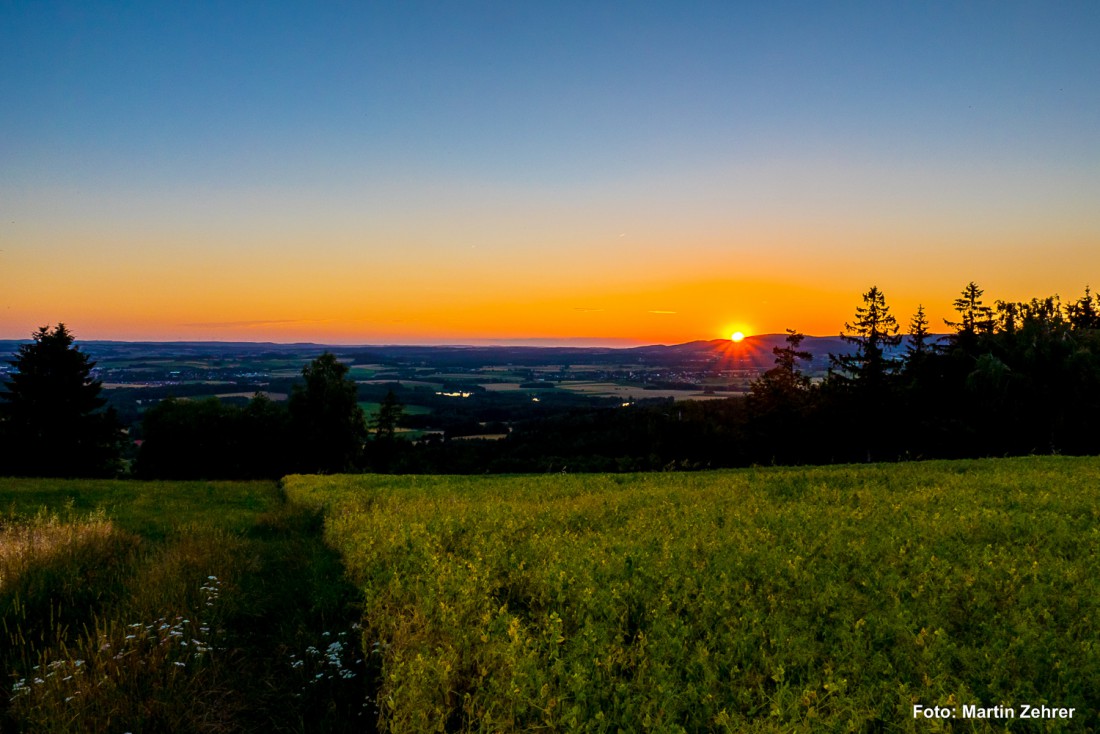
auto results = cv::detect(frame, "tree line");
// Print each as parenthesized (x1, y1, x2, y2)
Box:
(741, 282, 1100, 466)
(2, 281, 1098, 478)
(498, 281, 1099, 471)
(0, 330, 398, 478)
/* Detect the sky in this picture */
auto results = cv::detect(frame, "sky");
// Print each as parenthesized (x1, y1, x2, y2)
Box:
(2, 1, 1098, 346)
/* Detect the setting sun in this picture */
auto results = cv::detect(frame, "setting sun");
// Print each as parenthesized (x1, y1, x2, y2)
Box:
(730, 331, 745, 342)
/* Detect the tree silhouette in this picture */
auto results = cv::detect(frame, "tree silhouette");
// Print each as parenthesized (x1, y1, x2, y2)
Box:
(945, 282, 994, 354)
(0, 324, 122, 477)
(371, 389, 405, 442)
(288, 353, 367, 473)
(747, 330, 816, 464)
(825, 287, 903, 462)
(135, 394, 292, 479)
(830, 286, 901, 390)
(749, 330, 812, 408)
(906, 305, 932, 362)
(1066, 286, 1100, 331)
(365, 388, 406, 472)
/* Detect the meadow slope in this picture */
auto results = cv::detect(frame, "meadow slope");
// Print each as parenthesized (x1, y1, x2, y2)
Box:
(0, 478, 367, 733)
(286, 457, 1100, 733)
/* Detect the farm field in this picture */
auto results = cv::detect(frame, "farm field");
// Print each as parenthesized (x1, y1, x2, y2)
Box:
(554, 381, 731, 402)
(357, 401, 433, 417)
(286, 457, 1100, 733)
(479, 381, 526, 392)
(0, 478, 368, 733)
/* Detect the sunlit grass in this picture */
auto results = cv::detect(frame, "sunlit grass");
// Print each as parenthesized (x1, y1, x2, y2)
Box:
(0, 507, 115, 593)
(0, 479, 368, 733)
(287, 456, 1100, 733)
(0, 478, 279, 539)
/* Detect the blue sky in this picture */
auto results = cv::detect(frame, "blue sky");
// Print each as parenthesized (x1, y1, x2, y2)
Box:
(2, 1, 1098, 343)
(7, 3, 1096, 182)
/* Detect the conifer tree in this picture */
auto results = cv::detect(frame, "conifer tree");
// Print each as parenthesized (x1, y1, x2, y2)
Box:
(749, 329, 812, 409)
(906, 305, 931, 362)
(746, 330, 816, 463)
(826, 287, 903, 462)
(1066, 286, 1100, 331)
(945, 282, 994, 353)
(1, 324, 121, 477)
(830, 286, 902, 390)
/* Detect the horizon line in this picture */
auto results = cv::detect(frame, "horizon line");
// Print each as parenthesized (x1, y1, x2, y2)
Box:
(0, 333, 936, 350)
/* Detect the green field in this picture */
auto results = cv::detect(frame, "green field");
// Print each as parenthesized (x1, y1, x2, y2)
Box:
(286, 457, 1100, 733)
(4, 459, 1098, 732)
(357, 401, 432, 417)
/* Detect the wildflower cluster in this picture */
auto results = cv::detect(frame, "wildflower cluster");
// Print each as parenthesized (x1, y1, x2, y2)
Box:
(8, 575, 224, 708)
(286, 625, 364, 687)
(200, 574, 221, 607)
(9, 658, 86, 702)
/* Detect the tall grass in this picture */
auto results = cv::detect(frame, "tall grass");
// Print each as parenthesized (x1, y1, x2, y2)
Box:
(1, 506, 117, 593)
(0, 480, 369, 733)
(1, 506, 139, 692)
(0, 511, 247, 732)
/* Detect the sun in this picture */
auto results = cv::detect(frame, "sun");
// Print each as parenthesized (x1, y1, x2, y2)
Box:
(730, 331, 745, 343)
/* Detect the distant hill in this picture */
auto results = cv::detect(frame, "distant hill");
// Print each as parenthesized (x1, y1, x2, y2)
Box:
(622, 334, 940, 373)
(0, 335, 944, 373)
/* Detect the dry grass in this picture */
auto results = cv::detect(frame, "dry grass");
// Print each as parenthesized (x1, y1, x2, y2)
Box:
(0, 507, 115, 593)
(0, 482, 370, 733)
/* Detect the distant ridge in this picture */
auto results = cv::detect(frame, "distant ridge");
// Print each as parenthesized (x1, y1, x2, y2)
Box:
(2, 334, 944, 372)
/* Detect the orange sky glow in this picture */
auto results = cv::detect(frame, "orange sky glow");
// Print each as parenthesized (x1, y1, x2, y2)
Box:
(2, 4, 1097, 346)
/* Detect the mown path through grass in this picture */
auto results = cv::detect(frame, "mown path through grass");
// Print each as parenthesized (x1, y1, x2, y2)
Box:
(0, 478, 372, 733)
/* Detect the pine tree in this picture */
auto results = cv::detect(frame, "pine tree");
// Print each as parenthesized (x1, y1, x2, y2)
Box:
(1066, 286, 1100, 331)
(825, 287, 903, 462)
(945, 282, 994, 354)
(830, 286, 902, 390)
(906, 304, 932, 362)
(749, 329, 812, 409)
(746, 330, 816, 464)
(0, 324, 122, 477)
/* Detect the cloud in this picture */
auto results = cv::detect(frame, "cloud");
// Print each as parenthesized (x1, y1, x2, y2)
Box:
(180, 319, 320, 329)
(647, 310, 678, 315)
(467, 336, 641, 347)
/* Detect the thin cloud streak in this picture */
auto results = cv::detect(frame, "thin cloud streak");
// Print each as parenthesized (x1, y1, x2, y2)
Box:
(181, 319, 324, 329)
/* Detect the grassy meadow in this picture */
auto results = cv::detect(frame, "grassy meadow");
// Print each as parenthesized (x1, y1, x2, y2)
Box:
(286, 457, 1099, 733)
(0, 478, 368, 733)
(2, 458, 1097, 732)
